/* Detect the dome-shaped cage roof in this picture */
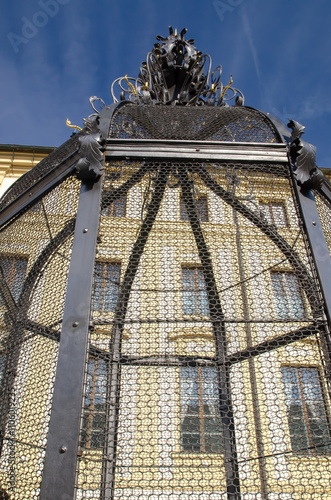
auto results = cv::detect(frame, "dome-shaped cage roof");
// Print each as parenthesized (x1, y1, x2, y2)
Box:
(109, 103, 282, 142)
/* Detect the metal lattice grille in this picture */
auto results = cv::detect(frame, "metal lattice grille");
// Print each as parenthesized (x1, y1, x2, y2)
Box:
(73, 160, 331, 499)
(109, 105, 281, 143)
(0, 176, 80, 499)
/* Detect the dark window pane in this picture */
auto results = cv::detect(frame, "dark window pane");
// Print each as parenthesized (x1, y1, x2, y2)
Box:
(271, 273, 305, 320)
(182, 268, 209, 316)
(282, 366, 331, 454)
(180, 367, 222, 454)
(181, 415, 200, 433)
(204, 432, 223, 454)
(260, 202, 287, 228)
(102, 195, 126, 217)
(197, 269, 209, 315)
(180, 198, 189, 221)
(81, 358, 107, 449)
(182, 433, 200, 452)
(180, 196, 208, 222)
(112, 196, 126, 217)
(93, 262, 120, 313)
(182, 269, 196, 315)
(197, 197, 208, 222)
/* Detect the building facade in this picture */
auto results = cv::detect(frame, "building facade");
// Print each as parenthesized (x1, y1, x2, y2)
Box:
(0, 28, 331, 500)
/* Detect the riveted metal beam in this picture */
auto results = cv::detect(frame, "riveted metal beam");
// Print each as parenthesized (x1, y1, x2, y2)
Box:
(39, 176, 103, 500)
(292, 183, 331, 329)
(105, 139, 288, 162)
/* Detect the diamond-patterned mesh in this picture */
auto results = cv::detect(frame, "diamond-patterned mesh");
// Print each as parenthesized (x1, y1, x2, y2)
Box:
(75, 159, 331, 500)
(0, 176, 80, 499)
(109, 105, 281, 143)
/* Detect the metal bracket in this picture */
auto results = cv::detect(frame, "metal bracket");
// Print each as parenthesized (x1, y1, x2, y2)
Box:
(288, 119, 325, 189)
(75, 114, 105, 183)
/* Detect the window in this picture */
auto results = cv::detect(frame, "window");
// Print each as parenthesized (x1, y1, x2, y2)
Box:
(180, 367, 223, 453)
(0, 257, 28, 304)
(101, 195, 126, 217)
(270, 272, 306, 320)
(260, 201, 288, 228)
(81, 358, 107, 449)
(93, 262, 121, 313)
(180, 196, 208, 222)
(182, 268, 209, 316)
(281, 367, 331, 454)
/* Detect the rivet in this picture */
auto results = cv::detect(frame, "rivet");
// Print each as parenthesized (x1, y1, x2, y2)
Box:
(83, 228, 88, 233)
(312, 221, 316, 226)
(59, 446, 67, 454)
(72, 321, 79, 327)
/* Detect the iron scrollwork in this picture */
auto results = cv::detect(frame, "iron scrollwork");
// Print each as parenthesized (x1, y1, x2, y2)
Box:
(76, 114, 105, 183)
(110, 26, 245, 107)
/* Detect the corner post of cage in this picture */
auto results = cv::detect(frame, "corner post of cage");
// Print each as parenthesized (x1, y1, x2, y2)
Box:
(39, 104, 119, 500)
(291, 172, 331, 344)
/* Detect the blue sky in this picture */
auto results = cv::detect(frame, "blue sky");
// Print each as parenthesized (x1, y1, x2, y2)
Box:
(1, 0, 331, 167)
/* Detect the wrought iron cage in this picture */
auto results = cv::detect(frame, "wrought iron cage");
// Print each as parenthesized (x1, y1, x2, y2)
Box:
(1, 28, 331, 500)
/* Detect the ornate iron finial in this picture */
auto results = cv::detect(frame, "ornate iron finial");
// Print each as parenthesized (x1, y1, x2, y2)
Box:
(111, 26, 244, 106)
(288, 119, 324, 189)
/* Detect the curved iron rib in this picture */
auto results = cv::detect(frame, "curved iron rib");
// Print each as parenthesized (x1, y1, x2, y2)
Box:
(103, 166, 170, 499)
(179, 167, 240, 500)
(197, 164, 321, 315)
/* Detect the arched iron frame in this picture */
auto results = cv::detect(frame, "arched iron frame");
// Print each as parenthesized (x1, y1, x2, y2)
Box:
(0, 102, 330, 500)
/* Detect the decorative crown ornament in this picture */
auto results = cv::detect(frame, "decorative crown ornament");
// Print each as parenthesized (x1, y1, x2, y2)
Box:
(110, 26, 244, 107)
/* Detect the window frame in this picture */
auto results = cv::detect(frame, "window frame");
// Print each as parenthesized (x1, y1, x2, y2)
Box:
(259, 200, 288, 228)
(180, 366, 223, 454)
(281, 366, 331, 454)
(101, 195, 126, 218)
(180, 195, 209, 223)
(181, 266, 209, 316)
(81, 357, 108, 450)
(93, 261, 121, 314)
(270, 271, 306, 321)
